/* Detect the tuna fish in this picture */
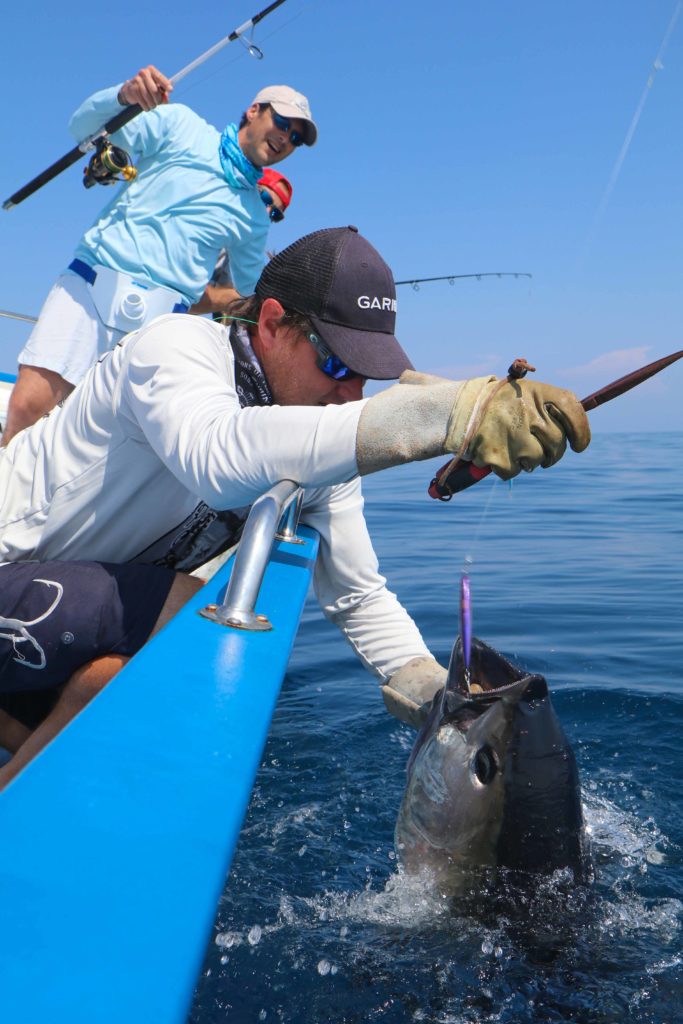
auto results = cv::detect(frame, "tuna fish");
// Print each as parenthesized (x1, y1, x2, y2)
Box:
(395, 636, 590, 895)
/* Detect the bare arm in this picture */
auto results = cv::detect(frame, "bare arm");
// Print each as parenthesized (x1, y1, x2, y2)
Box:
(188, 284, 241, 316)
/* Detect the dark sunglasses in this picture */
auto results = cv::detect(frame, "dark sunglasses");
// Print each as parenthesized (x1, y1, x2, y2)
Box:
(270, 107, 305, 148)
(307, 332, 360, 382)
(259, 189, 284, 222)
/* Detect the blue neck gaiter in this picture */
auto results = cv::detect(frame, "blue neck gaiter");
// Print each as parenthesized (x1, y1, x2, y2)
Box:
(219, 123, 260, 190)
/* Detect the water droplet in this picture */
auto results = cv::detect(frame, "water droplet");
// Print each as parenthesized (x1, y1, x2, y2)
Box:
(259, 1011, 267, 1021)
(298, 845, 307, 857)
(248, 925, 262, 946)
(339, 926, 348, 938)
(317, 959, 331, 976)
(481, 939, 494, 955)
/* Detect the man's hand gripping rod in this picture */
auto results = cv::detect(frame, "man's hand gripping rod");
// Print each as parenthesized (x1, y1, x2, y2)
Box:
(3, 0, 287, 210)
(428, 349, 683, 500)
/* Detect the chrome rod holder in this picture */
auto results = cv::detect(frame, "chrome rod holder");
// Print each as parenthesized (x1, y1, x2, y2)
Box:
(275, 487, 304, 544)
(200, 480, 303, 631)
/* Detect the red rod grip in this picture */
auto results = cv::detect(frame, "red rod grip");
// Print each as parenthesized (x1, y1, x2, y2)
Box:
(428, 460, 492, 500)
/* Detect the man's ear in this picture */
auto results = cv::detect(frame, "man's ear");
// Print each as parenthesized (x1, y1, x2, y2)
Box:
(244, 102, 260, 125)
(257, 297, 286, 350)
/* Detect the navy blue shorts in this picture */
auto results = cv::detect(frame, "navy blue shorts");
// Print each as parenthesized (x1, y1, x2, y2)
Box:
(0, 560, 176, 728)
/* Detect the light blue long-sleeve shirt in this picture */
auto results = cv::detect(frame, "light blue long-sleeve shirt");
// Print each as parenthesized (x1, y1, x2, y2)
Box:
(70, 86, 270, 302)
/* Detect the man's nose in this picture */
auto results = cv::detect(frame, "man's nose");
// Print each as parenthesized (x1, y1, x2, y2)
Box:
(335, 376, 365, 402)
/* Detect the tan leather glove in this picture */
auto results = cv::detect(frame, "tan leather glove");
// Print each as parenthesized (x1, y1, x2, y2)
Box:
(356, 371, 590, 479)
(381, 657, 448, 729)
(445, 377, 591, 480)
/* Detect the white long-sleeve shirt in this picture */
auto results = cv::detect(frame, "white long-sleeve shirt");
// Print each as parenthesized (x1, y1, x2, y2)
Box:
(0, 316, 431, 680)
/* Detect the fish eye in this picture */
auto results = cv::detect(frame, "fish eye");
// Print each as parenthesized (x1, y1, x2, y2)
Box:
(471, 745, 498, 786)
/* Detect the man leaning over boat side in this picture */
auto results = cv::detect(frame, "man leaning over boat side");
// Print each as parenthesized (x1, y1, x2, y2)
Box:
(1, 67, 315, 445)
(0, 226, 591, 788)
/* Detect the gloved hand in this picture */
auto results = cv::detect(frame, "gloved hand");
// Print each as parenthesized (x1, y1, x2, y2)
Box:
(445, 376, 591, 480)
(381, 657, 448, 730)
(356, 371, 590, 479)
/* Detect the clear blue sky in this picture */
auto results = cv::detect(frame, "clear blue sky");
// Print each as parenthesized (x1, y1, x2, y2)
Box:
(1, 0, 682, 429)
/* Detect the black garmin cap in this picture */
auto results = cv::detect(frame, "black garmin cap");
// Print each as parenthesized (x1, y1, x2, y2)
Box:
(255, 226, 413, 379)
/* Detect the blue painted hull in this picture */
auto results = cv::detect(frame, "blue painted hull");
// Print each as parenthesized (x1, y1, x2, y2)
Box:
(0, 524, 319, 1021)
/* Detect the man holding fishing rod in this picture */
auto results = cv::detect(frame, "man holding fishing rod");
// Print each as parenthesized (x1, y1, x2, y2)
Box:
(2, 65, 315, 445)
(0, 225, 592, 787)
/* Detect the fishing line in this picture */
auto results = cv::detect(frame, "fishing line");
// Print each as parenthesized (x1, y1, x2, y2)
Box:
(579, 0, 681, 262)
(459, 472, 505, 574)
(458, 468, 506, 678)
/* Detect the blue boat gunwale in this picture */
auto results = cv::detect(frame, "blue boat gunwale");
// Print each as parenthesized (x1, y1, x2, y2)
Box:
(0, 524, 320, 1023)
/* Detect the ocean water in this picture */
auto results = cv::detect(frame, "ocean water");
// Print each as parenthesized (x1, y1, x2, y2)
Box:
(190, 434, 683, 1024)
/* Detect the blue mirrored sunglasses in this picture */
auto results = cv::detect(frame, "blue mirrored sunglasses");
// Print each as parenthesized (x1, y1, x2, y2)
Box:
(270, 108, 305, 147)
(307, 332, 359, 382)
(259, 189, 284, 222)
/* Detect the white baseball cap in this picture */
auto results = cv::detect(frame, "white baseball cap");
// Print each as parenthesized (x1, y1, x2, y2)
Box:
(251, 85, 318, 146)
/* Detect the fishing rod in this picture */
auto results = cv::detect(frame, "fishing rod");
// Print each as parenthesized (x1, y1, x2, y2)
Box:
(429, 348, 683, 500)
(0, 275, 530, 325)
(395, 272, 532, 290)
(3, 0, 287, 210)
(0, 309, 38, 324)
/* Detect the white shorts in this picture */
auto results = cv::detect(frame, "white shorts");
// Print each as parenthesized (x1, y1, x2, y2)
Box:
(18, 273, 124, 387)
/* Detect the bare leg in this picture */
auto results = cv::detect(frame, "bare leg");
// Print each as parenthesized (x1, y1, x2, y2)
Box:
(0, 573, 204, 789)
(148, 572, 204, 636)
(0, 655, 129, 789)
(0, 709, 31, 754)
(1, 365, 74, 446)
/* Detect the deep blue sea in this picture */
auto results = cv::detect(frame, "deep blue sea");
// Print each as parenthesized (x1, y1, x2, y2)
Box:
(190, 434, 683, 1024)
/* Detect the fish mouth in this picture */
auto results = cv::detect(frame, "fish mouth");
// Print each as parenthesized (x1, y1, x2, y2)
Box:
(452, 636, 545, 694)
(433, 637, 548, 731)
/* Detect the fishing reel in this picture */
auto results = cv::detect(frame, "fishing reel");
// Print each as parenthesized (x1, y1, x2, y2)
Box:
(83, 138, 137, 189)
